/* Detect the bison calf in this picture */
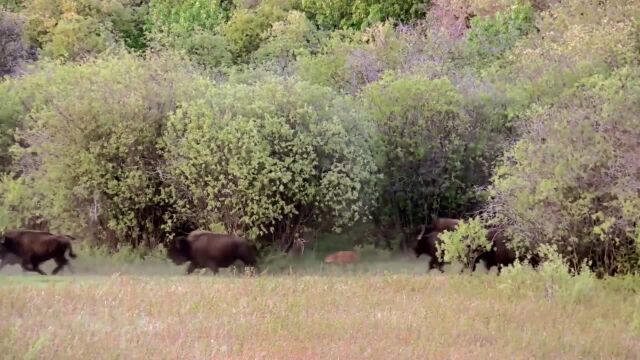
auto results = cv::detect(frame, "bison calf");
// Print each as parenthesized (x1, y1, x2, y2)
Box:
(167, 230, 259, 275)
(324, 250, 359, 265)
(0, 230, 77, 275)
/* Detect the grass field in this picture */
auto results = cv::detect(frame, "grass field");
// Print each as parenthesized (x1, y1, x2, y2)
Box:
(1, 254, 639, 359)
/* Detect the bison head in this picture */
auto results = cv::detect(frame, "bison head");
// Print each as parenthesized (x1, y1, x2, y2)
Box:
(166, 236, 190, 265)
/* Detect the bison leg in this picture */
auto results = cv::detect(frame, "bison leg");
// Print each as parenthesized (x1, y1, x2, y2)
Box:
(21, 260, 46, 275)
(185, 262, 197, 275)
(207, 262, 219, 275)
(428, 257, 444, 273)
(52, 256, 69, 275)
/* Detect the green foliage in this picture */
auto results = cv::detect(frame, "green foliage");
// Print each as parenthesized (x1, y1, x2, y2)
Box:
(438, 217, 490, 268)
(253, 10, 319, 70)
(162, 76, 378, 248)
(490, 67, 640, 275)
(146, 0, 233, 65)
(362, 74, 491, 233)
(0, 0, 22, 12)
(0, 54, 212, 247)
(221, 4, 287, 62)
(295, 23, 415, 94)
(465, 2, 536, 64)
(147, 0, 231, 33)
(300, 0, 427, 30)
(41, 14, 112, 60)
(22, 0, 148, 59)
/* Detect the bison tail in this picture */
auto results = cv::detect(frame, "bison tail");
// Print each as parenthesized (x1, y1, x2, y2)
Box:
(67, 245, 77, 259)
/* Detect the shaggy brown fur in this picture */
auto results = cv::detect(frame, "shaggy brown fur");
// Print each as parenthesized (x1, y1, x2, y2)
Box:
(167, 230, 259, 275)
(0, 230, 77, 275)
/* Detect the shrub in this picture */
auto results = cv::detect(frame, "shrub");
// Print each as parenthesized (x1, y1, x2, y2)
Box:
(161, 76, 379, 250)
(221, 4, 287, 62)
(0, 10, 33, 77)
(253, 10, 319, 71)
(362, 74, 492, 244)
(300, 0, 427, 30)
(438, 217, 491, 269)
(464, 2, 536, 65)
(2, 54, 212, 247)
(295, 23, 417, 94)
(146, 0, 232, 66)
(23, 0, 148, 59)
(490, 67, 640, 275)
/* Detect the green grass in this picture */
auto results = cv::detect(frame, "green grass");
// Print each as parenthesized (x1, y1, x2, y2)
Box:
(0, 256, 639, 359)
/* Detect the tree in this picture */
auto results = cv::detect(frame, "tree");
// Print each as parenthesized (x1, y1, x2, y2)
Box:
(1, 54, 213, 248)
(489, 67, 640, 275)
(362, 74, 492, 249)
(162, 76, 379, 250)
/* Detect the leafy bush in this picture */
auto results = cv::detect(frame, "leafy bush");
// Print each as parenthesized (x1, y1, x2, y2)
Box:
(161, 76, 379, 250)
(0, 0, 22, 12)
(0, 10, 33, 77)
(490, 67, 640, 275)
(146, 0, 232, 66)
(295, 23, 417, 94)
(300, 0, 427, 30)
(465, 2, 536, 64)
(438, 217, 490, 269)
(362, 74, 493, 242)
(22, 0, 148, 60)
(221, 4, 287, 62)
(253, 10, 319, 71)
(1, 54, 212, 247)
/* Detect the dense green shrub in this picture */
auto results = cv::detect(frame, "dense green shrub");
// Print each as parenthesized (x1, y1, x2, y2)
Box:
(22, 0, 148, 60)
(464, 2, 536, 64)
(300, 0, 427, 30)
(362, 74, 493, 246)
(146, 0, 233, 65)
(221, 4, 287, 62)
(253, 10, 319, 71)
(0, 0, 22, 12)
(296, 23, 414, 94)
(490, 67, 640, 275)
(438, 217, 491, 269)
(161, 76, 378, 250)
(0, 54, 212, 247)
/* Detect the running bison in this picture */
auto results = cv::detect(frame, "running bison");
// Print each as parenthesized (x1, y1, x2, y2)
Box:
(0, 230, 77, 275)
(324, 250, 360, 265)
(413, 218, 461, 272)
(167, 230, 259, 275)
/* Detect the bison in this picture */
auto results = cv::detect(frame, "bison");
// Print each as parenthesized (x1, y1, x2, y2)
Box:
(324, 250, 360, 265)
(0, 230, 77, 275)
(473, 228, 540, 274)
(167, 230, 259, 275)
(413, 218, 460, 272)
(413, 231, 446, 272)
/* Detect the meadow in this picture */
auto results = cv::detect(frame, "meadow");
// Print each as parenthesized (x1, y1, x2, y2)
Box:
(1, 251, 639, 359)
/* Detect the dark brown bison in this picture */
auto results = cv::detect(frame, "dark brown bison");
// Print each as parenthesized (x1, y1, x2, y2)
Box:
(324, 250, 359, 265)
(473, 228, 540, 273)
(413, 218, 461, 272)
(167, 230, 259, 275)
(413, 231, 445, 272)
(0, 230, 77, 275)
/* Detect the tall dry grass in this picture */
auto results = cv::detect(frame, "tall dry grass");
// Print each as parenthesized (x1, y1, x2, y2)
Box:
(0, 273, 638, 359)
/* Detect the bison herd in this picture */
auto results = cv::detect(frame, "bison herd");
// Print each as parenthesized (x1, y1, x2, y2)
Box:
(0, 218, 538, 276)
